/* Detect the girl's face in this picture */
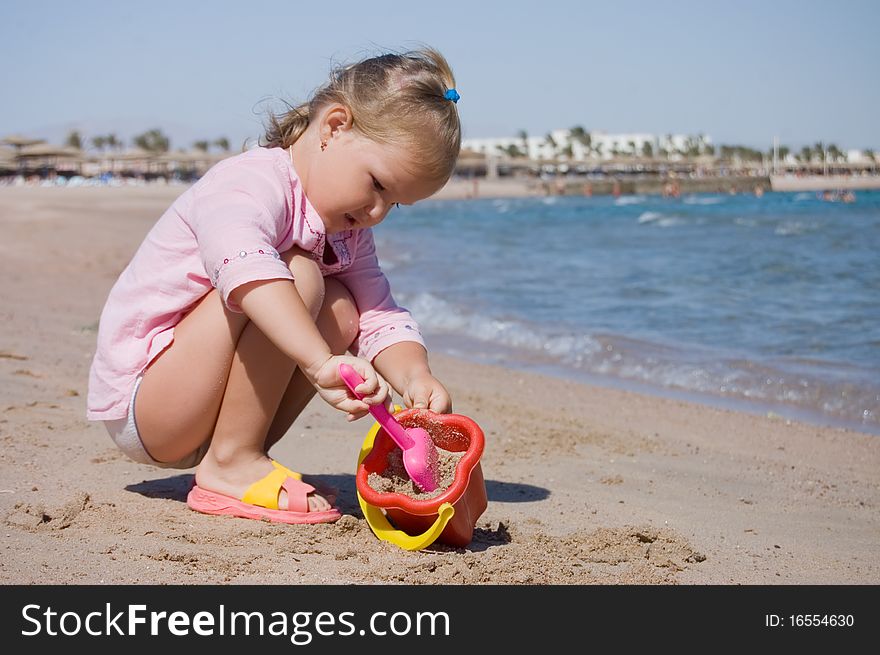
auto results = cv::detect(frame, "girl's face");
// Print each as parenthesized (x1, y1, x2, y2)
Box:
(303, 128, 443, 235)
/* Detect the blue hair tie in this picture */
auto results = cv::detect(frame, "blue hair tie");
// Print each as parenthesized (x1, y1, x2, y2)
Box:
(444, 88, 460, 103)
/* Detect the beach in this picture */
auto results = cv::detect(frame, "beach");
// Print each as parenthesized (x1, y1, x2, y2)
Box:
(0, 185, 878, 584)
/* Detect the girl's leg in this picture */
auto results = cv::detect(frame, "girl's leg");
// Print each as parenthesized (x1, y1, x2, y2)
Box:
(135, 247, 328, 510)
(194, 278, 358, 510)
(263, 277, 360, 451)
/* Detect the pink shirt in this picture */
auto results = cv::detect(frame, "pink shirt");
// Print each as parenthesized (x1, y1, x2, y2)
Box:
(87, 147, 424, 421)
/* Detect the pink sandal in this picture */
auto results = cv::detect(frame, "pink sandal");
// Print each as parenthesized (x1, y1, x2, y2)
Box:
(187, 461, 341, 524)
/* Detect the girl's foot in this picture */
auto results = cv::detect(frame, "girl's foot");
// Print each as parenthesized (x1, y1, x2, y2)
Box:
(194, 451, 333, 512)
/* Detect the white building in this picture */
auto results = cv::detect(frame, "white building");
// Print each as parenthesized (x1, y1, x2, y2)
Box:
(846, 149, 877, 164)
(462, 129, 712, 161)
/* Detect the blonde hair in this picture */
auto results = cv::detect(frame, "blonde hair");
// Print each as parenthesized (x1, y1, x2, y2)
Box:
(263, 47, 461, 183)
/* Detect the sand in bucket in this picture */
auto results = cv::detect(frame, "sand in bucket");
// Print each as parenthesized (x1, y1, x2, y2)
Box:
(368, 447, 465, 500)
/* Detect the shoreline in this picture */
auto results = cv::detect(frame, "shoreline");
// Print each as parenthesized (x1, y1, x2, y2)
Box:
(1, 186, 877, 584)
(2, 185, 875, 434)
(7, 172, 879, 202)
(416, 332, 879, 438)
(440, 346, 880, 436)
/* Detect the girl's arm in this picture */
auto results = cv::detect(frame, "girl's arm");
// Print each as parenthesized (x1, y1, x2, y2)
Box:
(230, 278, 385, 416)
(373, 341, 452, 413)
(231, 278, 331, 378)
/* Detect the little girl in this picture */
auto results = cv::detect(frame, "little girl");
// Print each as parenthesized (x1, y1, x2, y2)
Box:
(87, 48, 461, 524)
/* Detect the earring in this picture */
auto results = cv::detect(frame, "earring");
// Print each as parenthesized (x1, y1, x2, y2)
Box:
(320, 140, 327, 152)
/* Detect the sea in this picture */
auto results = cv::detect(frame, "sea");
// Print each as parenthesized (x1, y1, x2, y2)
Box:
(372, 189, 880, 435)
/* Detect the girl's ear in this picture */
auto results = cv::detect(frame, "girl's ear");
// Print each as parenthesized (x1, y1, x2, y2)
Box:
(321, 104, 354, 141)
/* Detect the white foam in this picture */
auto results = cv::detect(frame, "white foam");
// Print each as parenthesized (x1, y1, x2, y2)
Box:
(683, 195, 723, 205)
(775, 220, 818, 236)
(614, 195, 647, 206)
(637, 211, 663, 223)
(402, 292, 602, 362)
(638, 211, 684, 227)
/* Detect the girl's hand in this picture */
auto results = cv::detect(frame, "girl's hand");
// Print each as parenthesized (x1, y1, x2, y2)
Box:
(402, 373, 452, 414)
(310, 355, 389, 421)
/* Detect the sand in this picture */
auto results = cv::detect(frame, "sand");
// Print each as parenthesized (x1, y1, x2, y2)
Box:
(0, 185, 878, 584)
(432, 176, 541, 200)
(367, 447, 465, 499)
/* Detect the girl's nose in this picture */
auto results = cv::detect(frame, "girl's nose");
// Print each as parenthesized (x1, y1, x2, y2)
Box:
(368, 198, 391, 222)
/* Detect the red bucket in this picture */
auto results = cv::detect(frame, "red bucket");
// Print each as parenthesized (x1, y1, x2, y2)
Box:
(356, 408, 487, 549)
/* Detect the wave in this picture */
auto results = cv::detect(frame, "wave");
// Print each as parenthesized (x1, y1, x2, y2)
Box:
(491, 199, 512, 213)
(683, 195, 723, 205)
(637, 211, 663, 223)
(399, 292, 879, 431)
(614, 195, 647, 206)
(638, 211, 685, 227)
(401, 292, 602, 361)
(775, 220, 820, 236)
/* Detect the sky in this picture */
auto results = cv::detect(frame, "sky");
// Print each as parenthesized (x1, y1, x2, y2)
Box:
(2, 0, 878, 152)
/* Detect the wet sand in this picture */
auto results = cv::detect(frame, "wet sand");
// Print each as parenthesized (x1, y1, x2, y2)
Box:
(0, 185, 877, 584)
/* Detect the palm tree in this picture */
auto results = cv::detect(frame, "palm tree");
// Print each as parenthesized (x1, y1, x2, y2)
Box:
(544, 133, 557, 159)
(133, 129, 170, 153)
(499, 144, 523, 158)
(213, 137, 230, 151)
(65, 130, 82, 149)
(642, 141, 654, 158)
(517, 129, 529, 158)
(193, 140, 210, 152)
(826, 143, 844, 162)
(569, 125, 592, 157)
(92, 135, 107, 151)
(106, 134, 121, 151)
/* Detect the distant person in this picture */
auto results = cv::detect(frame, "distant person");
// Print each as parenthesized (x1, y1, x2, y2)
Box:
(87, 48, 459, 525)
(754, 185, 764, 198)
(662, 179, 681, 198)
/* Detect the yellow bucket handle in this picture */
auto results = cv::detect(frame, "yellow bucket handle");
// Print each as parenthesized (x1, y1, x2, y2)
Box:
(356, 408, 455, 551)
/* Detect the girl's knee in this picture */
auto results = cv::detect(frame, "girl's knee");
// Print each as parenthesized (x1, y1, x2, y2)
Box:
(321, 278, 360, 353)
(282, 247, 325, 319)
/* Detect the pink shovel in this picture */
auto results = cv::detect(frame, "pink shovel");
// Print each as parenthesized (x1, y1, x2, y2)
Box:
(339, 364, 440, 492)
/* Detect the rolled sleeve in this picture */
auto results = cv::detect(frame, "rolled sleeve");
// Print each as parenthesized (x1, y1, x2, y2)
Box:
(191, 188, 294, 312)
(332, 229, 425, 361)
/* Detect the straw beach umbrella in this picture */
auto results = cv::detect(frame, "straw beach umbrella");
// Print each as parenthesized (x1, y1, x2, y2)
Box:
(158, 149, 227, 173)
(0, 147, 17, 170)
(16, 144, 84, 174)
(1, 134, 46, 151)
(93, 147, 159, 175)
